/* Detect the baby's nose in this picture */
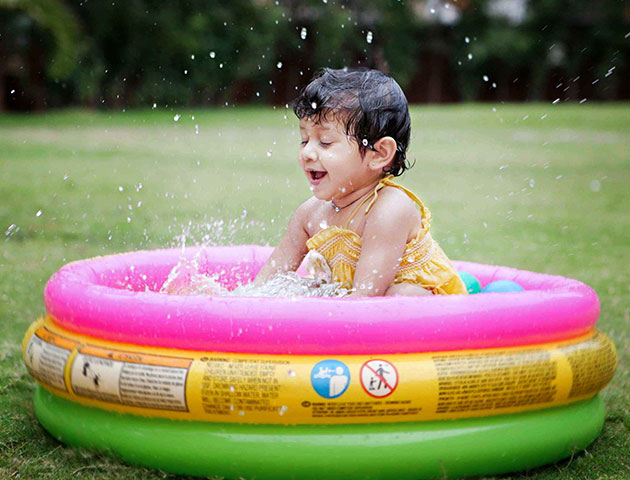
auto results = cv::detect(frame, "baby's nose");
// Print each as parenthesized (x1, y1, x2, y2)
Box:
(301, 142, 317, 161)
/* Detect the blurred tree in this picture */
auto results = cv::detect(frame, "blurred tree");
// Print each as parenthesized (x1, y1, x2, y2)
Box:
(0, 0, 627, 110)
(451, 0, 629, 102)
(0, 0, 81, 109)
(68, 0, 282, 107)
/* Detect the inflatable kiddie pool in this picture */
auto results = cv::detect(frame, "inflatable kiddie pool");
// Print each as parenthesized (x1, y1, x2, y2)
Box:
(23, 246, 617, 480)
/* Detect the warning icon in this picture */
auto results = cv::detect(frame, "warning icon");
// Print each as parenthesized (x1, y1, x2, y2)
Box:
(360, 359, 398, 398)
(310, 360, 350, 399)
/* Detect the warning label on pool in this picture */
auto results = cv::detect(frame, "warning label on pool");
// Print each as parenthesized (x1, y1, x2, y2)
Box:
(23, 318, 617, 425)
(360, 359, 399, 398)
(70, 346, 191, 411)
(433, 349, 557, 413)
(200, 357, 288, 415)
(24, 330, 77, 392)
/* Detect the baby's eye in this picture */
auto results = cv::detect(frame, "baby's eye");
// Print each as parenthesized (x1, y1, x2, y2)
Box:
(320, 141, 332, 147)
(300, 140, 308, 145)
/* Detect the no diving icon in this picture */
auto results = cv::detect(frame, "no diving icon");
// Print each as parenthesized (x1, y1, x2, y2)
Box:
(360, 359, 398, 398)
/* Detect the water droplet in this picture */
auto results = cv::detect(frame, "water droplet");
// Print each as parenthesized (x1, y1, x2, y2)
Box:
(194, 124, 199, 134)
(278, 405, 288, 416)
(152, 103, 157, 109)
(288, 369, 296, 377)
(366, 31, 373, 44)
(267, 150, 273, 157)
(529, 179, 535, 188)
(35, 210, 42, 217)
(10, 89, 15, 94)
(209, 51, 216, 58)
(311, 101, 317, 109)
(483, 75, 489, 82)
(468, 53, 473, 60)
(277, 61, 283, 69)
(319, 220, 329, 229)
(190, 54, 195, 60)
(229, 385, 235, 392)
(465, 36, 470, 44)
(552, 98, 560, 104)
(173, 114, 181, 122)
(118, 186, 124, 192)
(430, 8, 436, 14)
(300, 27, 307, 40)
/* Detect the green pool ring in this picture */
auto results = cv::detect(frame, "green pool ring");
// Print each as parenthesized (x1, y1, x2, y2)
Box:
(35, 387, 605, 480)
(458, 270, 482, 294)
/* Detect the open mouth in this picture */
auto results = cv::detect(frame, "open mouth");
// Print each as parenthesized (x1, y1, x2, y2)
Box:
(308, 170, 327, 182)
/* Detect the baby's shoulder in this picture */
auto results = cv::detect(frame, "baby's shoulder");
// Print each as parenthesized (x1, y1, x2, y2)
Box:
(373, 185, 422, 218)
(296, 196, 327, 216)
(294, 196, 329, 230)
(364, 185, 423, 235)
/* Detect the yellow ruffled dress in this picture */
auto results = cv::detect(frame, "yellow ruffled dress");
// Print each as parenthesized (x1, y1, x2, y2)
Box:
(305, 176, 467, 295)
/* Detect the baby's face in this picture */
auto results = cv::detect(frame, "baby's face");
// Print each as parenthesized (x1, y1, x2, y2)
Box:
(298, 117, 373, 202)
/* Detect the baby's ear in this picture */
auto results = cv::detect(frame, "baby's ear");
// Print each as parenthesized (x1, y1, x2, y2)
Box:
(368, 137, 397, 173)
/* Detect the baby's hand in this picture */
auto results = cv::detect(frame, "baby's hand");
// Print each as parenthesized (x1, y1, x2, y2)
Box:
(304, 250, 332, 284)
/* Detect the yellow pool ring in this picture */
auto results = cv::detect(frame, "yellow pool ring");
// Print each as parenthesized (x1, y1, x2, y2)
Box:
(23, 316, 616, 425)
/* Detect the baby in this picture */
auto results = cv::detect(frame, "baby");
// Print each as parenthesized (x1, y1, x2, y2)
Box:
(255, 68, 467, 297)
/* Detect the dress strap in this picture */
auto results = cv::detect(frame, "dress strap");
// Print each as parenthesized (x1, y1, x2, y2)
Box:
(342, 184, 385, 229)
(343, 175, 432, 229)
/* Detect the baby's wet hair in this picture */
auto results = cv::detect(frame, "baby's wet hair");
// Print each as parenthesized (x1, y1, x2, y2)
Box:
(293, 67, 412, 177)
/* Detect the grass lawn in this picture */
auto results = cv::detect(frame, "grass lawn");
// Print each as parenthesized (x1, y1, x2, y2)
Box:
(1, 103, 628, 479)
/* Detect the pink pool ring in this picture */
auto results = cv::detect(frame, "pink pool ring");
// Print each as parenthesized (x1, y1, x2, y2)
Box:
(43, 245, 600, 354)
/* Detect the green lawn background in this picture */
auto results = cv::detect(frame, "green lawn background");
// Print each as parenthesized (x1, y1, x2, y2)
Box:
(1, 104, 628, 479)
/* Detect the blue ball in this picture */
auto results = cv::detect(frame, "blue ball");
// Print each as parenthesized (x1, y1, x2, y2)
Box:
(482, 280, 525, 293)
(458, 271, 482, 294)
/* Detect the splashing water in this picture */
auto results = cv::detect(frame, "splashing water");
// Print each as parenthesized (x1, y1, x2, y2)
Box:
(160, 256, 225, 295)
(159, 226, 347, 298)
(160, 257, 347, 297)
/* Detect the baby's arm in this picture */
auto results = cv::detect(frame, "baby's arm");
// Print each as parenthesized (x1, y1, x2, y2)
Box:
(254, 200, 311, 285)
(350, 191, 419, 297)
